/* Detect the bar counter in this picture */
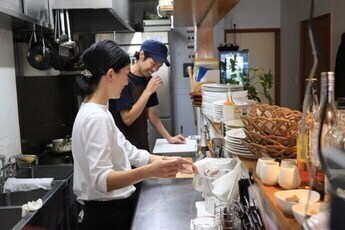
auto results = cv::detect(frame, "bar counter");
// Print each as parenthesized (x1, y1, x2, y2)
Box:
(131, 178, 202, 230)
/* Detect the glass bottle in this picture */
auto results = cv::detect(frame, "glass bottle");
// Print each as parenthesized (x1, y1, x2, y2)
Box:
(320, 72, 337, 201)
(198, 124, 209, 159)
(332, 98, 345, 152)
(297, 78, 318, 188)
(308, 75, 329, 198)
(321, 72, 337, 147)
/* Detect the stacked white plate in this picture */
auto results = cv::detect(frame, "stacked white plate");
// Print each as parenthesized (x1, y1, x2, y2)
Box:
(225, 128, 256, 159)
(212, 100, 225, 123)
(201, 84, 243, 118)
(224, 119, 244, 131)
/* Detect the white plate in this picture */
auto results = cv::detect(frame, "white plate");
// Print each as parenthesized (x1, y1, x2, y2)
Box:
(226, 143, 250, 151)
(226, 128, 246, 139)
(226, 148, 257, 159)
(227, 148, 252, 155)
(224, 119, 244, 128)
(227, 147, 252, 154)
(225, 137, 243, 144)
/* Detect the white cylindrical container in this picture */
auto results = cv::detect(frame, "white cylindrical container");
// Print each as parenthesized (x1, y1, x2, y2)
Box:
(222, 104, 234, 122)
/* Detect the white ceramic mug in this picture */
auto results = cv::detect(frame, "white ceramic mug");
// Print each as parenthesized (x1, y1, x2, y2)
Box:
(280, 159, 297, 167)
(256, 156, 276, 179)
(260, 161, 280, 186)
(278, 164, 301, 189)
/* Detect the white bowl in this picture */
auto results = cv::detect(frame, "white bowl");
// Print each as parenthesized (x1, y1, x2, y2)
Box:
(274, 189, 320, 214)
(292, 202, 330, 225)
(192, 216, 219, 230)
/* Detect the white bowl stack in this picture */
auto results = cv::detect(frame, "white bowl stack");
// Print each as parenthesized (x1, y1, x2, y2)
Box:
(201, 84, 243, 119)
(212, 100, 225, 123)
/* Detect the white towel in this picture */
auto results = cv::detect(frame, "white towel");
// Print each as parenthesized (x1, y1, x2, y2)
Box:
(22, 198, 43, 217)
(4, 178, 53, 193)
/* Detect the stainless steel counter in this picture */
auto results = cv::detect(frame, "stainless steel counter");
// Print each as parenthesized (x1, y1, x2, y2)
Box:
(131, 178, 202, 230)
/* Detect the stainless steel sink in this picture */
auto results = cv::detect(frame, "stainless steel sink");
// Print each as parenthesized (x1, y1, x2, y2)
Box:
(0, 188, 48, 206)
(0, 180, 65, 229)
(0, 165, 74, 229)
(0, 206, 23, 230)
(16, 164, 73, 180)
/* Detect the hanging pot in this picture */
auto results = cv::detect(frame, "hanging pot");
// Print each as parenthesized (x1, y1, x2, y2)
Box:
(26, 30, 55, 70)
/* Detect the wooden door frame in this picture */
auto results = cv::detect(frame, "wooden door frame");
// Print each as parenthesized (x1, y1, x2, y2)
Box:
(224, 28, 281, 105)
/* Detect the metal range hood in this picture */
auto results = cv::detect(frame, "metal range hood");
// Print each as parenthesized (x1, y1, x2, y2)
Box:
(52, 0, 135, 33)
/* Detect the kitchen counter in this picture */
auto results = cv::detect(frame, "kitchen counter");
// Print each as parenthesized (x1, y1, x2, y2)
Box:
(131, 178, 202, 230)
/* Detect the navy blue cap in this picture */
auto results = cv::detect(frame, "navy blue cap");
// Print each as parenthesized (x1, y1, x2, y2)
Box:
(141, 40, 170, 66)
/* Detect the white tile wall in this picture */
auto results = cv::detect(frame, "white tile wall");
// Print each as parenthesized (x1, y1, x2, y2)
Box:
(0, 17, 22, 159)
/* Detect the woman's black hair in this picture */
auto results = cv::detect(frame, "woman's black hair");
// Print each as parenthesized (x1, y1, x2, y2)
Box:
(75, 40, 130, 97)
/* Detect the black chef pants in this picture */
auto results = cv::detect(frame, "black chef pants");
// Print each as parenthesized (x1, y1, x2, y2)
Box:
(82, 192, 137, 230)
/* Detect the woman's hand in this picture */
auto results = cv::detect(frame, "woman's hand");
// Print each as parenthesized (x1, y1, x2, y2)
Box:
(165, 156, 193, 174)
(148, 157, 180, 178)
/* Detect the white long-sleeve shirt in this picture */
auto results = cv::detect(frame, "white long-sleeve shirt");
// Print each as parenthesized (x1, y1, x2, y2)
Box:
(71, 102, 150, 203)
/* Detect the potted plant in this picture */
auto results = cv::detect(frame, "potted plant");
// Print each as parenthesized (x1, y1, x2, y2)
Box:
(242, 67, 274, 105)
(228, 57, 274, 104)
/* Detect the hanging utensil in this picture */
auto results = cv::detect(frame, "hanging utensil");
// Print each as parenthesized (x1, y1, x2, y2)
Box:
(61, 10, 76, 49)
(54, 9, 61, 43)
(59, 10, 68, 44)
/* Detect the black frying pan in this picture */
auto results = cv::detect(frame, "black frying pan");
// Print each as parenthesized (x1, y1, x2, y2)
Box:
(27, 31, 55, 70)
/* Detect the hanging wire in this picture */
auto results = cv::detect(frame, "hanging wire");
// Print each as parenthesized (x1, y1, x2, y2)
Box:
(301, 0, 319, 227)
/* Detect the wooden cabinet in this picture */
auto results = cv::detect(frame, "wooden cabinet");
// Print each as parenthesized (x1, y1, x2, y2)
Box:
(173, 0, 239, 57)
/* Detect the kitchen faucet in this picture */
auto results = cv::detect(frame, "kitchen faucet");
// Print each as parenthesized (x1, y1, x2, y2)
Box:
(0, 155, 38, 179)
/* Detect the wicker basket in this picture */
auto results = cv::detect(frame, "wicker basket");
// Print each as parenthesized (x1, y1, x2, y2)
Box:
(241, 115, 299, 137)
(242, 129, 296, 148)
(242, 140, 297, 160)
(250, 104, 302, 121)
(240, 104, 302, 160)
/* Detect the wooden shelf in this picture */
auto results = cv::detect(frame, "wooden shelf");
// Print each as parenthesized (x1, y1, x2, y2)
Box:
(173, 0, 240, 58)
(173, 0, 239, 28)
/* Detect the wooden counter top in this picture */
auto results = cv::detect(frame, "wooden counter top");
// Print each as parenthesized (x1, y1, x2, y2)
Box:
(237, 156, 302, 230)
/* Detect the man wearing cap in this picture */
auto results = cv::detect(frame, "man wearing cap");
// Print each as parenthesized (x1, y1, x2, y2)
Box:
(109, 39, 185, 151)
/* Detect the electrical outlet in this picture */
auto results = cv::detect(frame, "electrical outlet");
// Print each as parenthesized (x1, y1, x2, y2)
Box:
(188, 53, 195, 59)
(183, 63, 194, 78)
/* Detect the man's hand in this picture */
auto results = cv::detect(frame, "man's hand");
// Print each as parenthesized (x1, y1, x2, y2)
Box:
(168, 135, 186, 144)
(145, 76, 163, 95)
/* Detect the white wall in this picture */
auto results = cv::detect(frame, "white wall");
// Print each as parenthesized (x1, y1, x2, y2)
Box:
(214, 0, 280, 57)
(280, 0, 331, 109)
(0, 17, 21, 159)
(214, 0, 344, 110)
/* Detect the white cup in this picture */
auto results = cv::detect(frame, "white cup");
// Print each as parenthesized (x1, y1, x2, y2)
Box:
(256, 156, 276, 179)
(260, 161, 280, 186)
(280, 159, 297, 167)
(278, 164, 301, 189)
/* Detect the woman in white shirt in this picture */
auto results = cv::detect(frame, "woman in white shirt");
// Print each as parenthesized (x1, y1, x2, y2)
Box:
(72, 40, 192, 230)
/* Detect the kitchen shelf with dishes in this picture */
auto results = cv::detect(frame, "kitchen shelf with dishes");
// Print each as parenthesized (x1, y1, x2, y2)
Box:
(193, 101, 330, 229)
